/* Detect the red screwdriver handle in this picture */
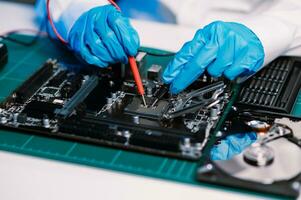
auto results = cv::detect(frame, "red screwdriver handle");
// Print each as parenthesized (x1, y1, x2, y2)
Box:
(128, 56, 145, 95)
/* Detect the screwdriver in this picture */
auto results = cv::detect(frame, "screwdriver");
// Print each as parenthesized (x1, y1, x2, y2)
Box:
(108, 0, 147, 107)
(129, 56, 147, 107)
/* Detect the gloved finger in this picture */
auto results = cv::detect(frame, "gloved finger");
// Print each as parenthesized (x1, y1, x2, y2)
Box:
(223, 50, 261, 80)
(107, 9, 140, 56)
(169, 43, 218, 94)
(68, 17, 107, 67)
(94, 6, 128, 63)
(162, 29, 206, 84)
(84, 16, 112, 66)
(210, 132, 257, 161)
(206, 36, 235, 77)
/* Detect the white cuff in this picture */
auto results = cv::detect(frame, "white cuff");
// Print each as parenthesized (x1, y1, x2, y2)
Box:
(239, 15, 297, 67)
(58, 0, 109, 39)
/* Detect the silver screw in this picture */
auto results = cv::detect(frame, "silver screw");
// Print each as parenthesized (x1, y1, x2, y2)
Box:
(216, 131, 223, 137)
(197, 164, 213, 174)
(0, 117, 7, 124)
(292, 182, 301, 191)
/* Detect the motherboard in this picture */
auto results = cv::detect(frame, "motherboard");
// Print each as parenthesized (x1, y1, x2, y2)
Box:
(0, 52, 231, 160)
(1, 51, 301, 198)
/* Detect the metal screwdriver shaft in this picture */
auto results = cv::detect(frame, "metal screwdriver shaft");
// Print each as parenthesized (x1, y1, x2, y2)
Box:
(141, 94, 147, 107)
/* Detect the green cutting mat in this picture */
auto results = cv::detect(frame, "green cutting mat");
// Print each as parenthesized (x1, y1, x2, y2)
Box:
(0, 35, 298, 199)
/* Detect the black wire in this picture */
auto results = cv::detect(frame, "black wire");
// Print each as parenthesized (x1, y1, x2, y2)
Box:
(0, 16, 176, 57)
(138, 49, 175, 57)
(0, 17, 47, 47)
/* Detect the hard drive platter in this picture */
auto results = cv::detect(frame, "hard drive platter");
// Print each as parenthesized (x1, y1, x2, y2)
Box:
(214, 138, 301, 184)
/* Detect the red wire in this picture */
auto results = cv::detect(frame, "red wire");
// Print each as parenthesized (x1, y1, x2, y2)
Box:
(108, 0, 121, 11)
(46, 0, 120, 45)
(129, 56, 145, 95)
(46, 0, 68, 44)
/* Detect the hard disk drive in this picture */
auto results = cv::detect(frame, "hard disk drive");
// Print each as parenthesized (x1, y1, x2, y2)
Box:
(197, 57, 301, 198)
(198, 117, 301, 197)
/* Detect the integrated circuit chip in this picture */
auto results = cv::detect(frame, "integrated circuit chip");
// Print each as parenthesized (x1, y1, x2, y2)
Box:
(124, 97, 169, 119)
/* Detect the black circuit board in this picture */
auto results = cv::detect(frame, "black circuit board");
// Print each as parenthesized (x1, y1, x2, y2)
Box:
(0, 53, 231, 160)
(1, 51, 301, 198)
(2, 51, 300, 162)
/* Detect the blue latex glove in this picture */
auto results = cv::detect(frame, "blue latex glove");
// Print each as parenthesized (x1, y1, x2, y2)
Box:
(163, 21, 265, 94)
(68, 5, 140, 67)
(210, 132, 257, 160)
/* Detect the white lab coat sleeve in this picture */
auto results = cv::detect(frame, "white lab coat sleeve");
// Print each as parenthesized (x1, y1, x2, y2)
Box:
(237, 0, 301, 66)
(160, 0, 301, 67)
(35, 0, 108, 40)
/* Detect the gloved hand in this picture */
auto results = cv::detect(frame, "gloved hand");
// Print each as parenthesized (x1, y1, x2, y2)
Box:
(210, 132, 257, 160)
(68, 5, 140, 67)
(163, 21, 265, 94)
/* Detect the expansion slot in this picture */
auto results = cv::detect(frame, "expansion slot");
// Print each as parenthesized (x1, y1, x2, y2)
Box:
(54, 75, 98, 118)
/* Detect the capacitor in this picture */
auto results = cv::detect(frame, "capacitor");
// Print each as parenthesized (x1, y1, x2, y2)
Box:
(133, 115, 140, 124)
(183, 138, 191, 147)
(43, 115, 50, 128)
(13, 113, 19, 124)
(107, 97, 113, 104)
(210, 107, 218, 120)
(195, 143, 202, 151)
(224, 92, 229, 99)
(192, 126, 200, 133)
(109, 80, 114, 87)
(123, 130, 131, 139)
(0, 116, 7, 124)
(214, 104, 221, 114)
(146, 87, 153, 97)
(82, 75, 89, 85)
(111, 93, 117, 99)
(83, 75, 90, 81)
(201, 74, 207, 82)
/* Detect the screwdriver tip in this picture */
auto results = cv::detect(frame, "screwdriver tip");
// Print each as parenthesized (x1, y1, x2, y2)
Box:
(142, 95, 147, 107)
(151, 99, 158, 107)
